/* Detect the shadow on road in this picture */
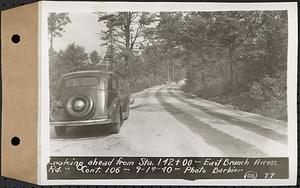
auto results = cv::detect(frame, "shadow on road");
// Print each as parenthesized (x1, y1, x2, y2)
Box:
(133, 90, 150, 98)
(167, 88, 287, 145)
(51, 125, 114, 140)
(155, 86, 266, 156)
(129, 103, 149, 109)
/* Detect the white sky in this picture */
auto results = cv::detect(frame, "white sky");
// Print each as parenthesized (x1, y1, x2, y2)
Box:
(52, 13, 106, 56)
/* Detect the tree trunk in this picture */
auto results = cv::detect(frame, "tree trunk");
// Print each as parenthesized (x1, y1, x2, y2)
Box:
(110, 34, 114, 71)
(171, 59, 175, 82)
(124, 13, 131, 91)
(166, 61, 170, 81)
(201, 72, 206, 86)
(228, 46, 236, 91)
(125, 55, 130, 90)
(50, 33, 54, 50)
(235, 72, 239, 89)
(243, 61, 247, 83)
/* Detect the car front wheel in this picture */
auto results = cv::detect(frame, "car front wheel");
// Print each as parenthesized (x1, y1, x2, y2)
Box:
(55, 126, 67, 137)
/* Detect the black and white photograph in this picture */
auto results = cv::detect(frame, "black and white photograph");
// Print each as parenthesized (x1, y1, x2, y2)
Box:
(49, 9, 289, 156)
(40, 1, 297, 185)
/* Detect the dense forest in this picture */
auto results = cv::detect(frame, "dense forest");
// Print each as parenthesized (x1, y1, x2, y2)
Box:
(49, 11, 288, 120)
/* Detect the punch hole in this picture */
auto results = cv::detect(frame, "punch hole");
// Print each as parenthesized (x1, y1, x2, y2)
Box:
(11, 137, 20, 146)
(11, 34, 21, 44)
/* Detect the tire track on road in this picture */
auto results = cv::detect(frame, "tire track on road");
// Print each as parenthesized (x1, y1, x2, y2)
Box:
(155, 86, 266, 156)
(168, 88, 287, 145)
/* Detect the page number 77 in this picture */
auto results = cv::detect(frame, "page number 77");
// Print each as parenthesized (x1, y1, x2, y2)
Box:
(264, 173, 276, 179)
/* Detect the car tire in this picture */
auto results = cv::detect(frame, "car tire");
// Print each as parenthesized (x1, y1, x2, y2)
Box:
(111, 108, 121, 134)
(55, 126, 67, 137)
(124, 106, 129, 120)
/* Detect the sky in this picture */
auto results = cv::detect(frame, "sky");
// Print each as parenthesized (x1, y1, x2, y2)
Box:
(52, 13, 107, 56)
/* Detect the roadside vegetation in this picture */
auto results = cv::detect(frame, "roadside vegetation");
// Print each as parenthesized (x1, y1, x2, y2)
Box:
(49, 11, 288, 120)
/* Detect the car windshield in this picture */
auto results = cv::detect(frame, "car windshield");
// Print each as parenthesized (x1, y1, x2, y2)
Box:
(65, 76, 105, 89)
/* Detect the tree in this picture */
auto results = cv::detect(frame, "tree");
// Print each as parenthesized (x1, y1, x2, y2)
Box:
(154, 12, 267, 91)
(96, 12, 156, 89)
(48, 13, 71, 50)
(90, 50, 102, 65)
(59, 43, 89, 71)
(99, 26, 119, 70)
(210, 12, 266, 89)
(144, 12, 187, 82)
(141, 44, 167, 84)
(50, 43, 89, 100)
(152, 11, 288, 119)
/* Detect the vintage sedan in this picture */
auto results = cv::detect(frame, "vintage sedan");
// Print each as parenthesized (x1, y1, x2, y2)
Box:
(50, 70, 131, 136)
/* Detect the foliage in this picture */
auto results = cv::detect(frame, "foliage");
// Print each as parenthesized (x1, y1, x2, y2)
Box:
(148, 11, 288, 120)
(90, 50, 102, 65)
(48, 13, 71, 49)
(49, 43, 89, 101)
(59, 43, 89, 71)
(96, 12, 157, 89)
(249, 75, 287, 119)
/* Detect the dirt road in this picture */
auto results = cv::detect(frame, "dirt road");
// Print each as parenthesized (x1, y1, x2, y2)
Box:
(50, 83, 288, 157)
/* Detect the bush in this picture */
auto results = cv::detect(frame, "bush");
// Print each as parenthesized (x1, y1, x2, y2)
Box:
(249, 75, 287, 120)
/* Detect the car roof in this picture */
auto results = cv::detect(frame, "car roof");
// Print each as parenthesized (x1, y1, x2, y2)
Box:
(62, 70, 116, 79)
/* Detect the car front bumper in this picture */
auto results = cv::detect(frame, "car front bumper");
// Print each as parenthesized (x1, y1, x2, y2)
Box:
(50, 118, 113, 127)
